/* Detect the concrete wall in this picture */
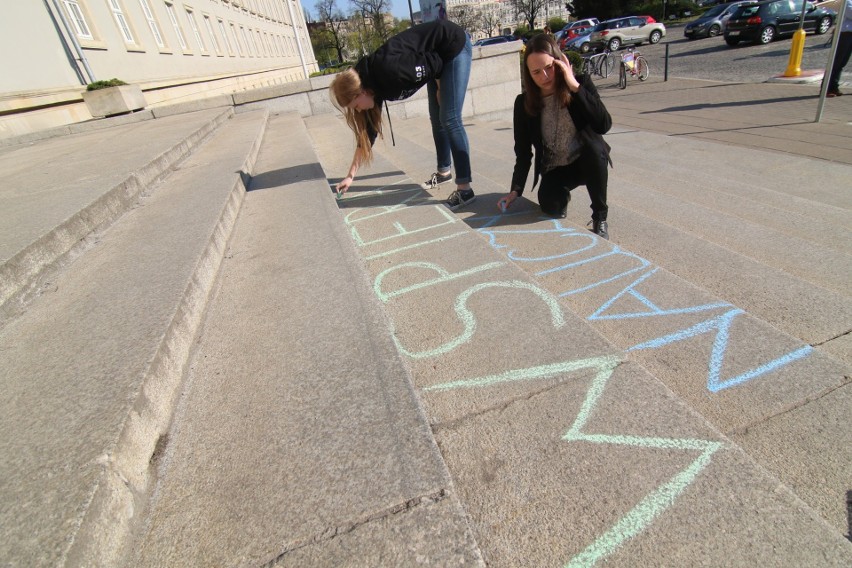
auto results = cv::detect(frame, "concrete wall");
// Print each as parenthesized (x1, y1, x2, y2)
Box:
(0, 40, 523, 145)
(235, 40, 524, 123)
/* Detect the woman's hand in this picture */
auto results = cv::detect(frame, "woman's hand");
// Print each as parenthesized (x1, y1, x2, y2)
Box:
(497, 191, 518, 212)
(554, 53, 581, 93)
(336, 176, 353, 194)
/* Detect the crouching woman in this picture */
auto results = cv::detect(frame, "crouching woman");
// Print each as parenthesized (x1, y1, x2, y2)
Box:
(497, 34, 613, 238)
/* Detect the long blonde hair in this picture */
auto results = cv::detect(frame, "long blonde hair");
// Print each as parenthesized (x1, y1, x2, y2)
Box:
(522, 34, 572, 117)
(329, 68, 383, 164)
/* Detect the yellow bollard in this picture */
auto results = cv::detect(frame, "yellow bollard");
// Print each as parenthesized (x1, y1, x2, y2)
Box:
(783, 28, 806, 76)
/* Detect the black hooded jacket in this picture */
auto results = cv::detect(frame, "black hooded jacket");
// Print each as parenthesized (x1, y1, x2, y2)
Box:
(354, 20, 467, 102)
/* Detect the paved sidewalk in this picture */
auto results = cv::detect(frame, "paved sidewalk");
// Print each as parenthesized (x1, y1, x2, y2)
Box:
(595, 77, 852, 164)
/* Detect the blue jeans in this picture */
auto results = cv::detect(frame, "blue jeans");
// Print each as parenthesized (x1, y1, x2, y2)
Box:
(427, 35, 472, 185)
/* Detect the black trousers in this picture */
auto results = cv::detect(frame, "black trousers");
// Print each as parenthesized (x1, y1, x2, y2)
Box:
(538, 152, 608, 222)
(828, 31, 851, 92)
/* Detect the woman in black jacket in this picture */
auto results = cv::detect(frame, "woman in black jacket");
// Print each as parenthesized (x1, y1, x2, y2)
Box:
(497, 34, 613, 238)
(329, 20, 475, 210)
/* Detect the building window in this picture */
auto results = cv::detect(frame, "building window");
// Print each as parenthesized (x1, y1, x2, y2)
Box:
(218, 18, 233, 54)
(62, 0, 94, 39)
(139, 0, 165, 47)
(240, 25, 253, 56)
(230, 22, 244, 55)
(185, 8, 205, 52)
(203, 15, 221, 53)
(108, 0, 135, 43)
(164, 2, 187, 50)
(255, 29, 264, 55)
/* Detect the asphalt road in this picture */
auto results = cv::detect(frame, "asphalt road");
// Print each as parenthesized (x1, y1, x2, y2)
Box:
(635, 22, 845, 84)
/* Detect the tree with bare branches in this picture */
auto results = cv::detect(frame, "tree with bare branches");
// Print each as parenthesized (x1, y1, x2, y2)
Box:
(509, 0, 550, 30)
(448, 5, 479, 35)
(476, 5, 503, 38)
(351, 0, 393, 41)
(314, 0, 348, 63)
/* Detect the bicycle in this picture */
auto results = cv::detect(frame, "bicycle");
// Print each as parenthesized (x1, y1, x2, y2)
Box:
(618, 47, 649, 89)
(584, 49, 615, 79)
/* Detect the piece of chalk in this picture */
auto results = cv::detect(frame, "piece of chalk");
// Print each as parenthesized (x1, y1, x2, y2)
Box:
(336, 190, 343, 200)
(500, 202, 506, 213)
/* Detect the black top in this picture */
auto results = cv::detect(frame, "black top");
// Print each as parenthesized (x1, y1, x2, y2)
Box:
(510, 74, 613, 196)
(354, 20, 467, 102)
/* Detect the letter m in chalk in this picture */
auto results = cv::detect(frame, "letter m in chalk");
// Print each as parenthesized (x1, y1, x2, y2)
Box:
(627, 308, 813, 393)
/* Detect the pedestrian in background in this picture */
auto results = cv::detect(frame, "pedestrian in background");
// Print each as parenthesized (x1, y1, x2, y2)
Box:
(826, 0, 851, 97)
(497, 34, 613, 239)
(329, 20, 476, 210)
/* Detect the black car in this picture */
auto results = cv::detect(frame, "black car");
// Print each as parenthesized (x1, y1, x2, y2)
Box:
(724, 0, 835, 46)
(684, 1, 748, 39)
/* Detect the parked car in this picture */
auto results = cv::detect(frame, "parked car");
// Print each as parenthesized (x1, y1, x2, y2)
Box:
(724, 0, 835, 45)
(562, 28, 595, 53)
(565, 23, 595, 39)
(473, 35, 520, 47)
(560, 18, 600, 34)
(684, 1, 748, 38)
(588, 16, 667, 51)
(558, 21, 597, 49)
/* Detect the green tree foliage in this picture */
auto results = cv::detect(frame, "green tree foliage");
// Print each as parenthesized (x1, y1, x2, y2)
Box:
(310, 26, 339, 67)
(314, 0, 348, 64)
(548, 17, 567, 31)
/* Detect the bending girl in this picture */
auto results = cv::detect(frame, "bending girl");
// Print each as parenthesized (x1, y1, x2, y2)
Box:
(329, 20, 475, 210)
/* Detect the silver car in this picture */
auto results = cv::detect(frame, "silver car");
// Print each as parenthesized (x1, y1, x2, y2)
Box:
(684, 2, 747, 39)
(588, 16, 667, 52)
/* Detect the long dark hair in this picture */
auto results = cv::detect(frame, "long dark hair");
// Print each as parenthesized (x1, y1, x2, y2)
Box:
(521, 34, 573, 117)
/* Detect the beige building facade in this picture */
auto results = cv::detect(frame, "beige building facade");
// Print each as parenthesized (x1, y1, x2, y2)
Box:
(1, 0, 318, 139)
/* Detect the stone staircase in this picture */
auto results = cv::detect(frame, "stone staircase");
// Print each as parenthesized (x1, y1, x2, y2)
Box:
(1, 105, 850, 566)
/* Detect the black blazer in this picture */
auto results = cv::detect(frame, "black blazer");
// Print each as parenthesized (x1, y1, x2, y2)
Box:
(510, 74, 612, 196)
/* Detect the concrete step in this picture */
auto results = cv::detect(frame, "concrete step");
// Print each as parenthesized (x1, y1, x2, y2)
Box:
(129, 111, 484, 566)
(389, 117, 852, 359)
(303, 112, 852, 565)
(371, 115, 852, 536)
(0, 109, 267, 566)
(0, 107, 233, 321)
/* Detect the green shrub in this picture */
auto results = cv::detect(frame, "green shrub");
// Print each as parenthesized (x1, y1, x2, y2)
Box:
(86, 78, 127, 91)
(309, 62, 354, 78)
(563, 50, 585, 74)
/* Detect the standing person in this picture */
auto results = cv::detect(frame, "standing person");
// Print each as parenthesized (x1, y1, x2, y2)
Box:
(497, 34, 613, 239)
(329, 19, 476, 210)
(826, 0, 852, 97)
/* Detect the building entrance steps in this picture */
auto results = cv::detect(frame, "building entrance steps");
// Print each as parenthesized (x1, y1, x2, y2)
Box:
(302, 113, 852, 565)
(0, 107, 233, 321)
(130, 112, 485, 566)
(0, 109, 268, 566)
